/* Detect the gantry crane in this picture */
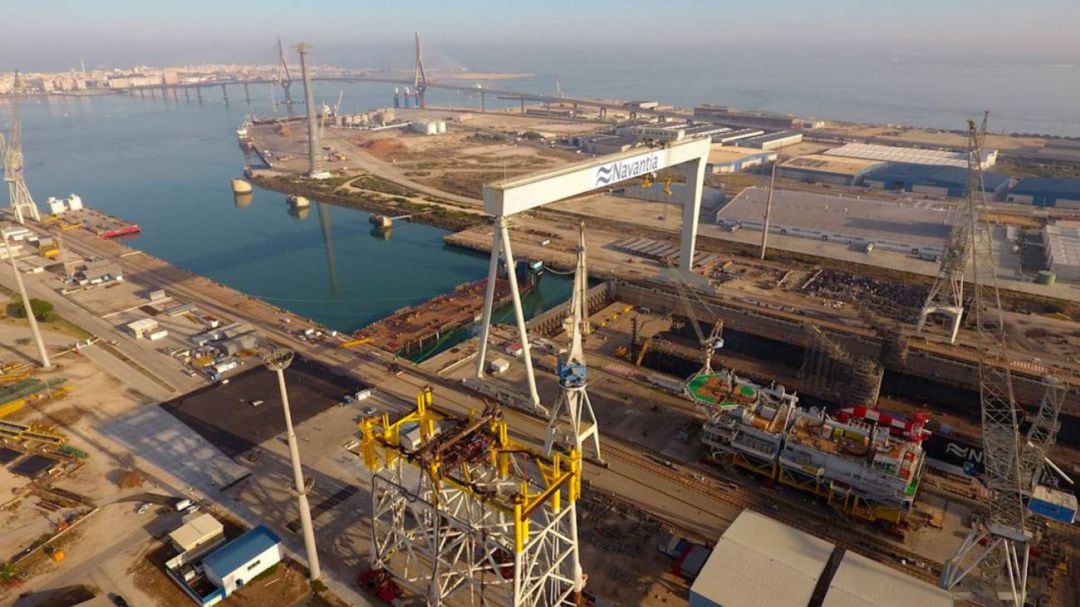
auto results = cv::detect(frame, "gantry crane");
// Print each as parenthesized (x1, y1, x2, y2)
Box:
(544, 221, 603, 463)
(940, 116, 1031, 607)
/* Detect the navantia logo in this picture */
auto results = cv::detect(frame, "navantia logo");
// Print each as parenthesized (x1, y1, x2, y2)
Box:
(945, 442, 984, 463)
(594, 152, 663, 187)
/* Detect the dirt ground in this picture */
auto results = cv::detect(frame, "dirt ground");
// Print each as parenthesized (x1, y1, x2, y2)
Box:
(131, 543, 312, 607)
(577, 491, 691, 607)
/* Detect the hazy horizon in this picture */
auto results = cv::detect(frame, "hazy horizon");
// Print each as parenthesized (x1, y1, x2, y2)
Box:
(2, 0, 1079, 72)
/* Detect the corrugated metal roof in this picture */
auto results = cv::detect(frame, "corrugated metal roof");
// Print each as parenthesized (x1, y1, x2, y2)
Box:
(822, 551, 955, 607)
(203, 525, 281, 576)
(708, 146, 776, 164)
(690, 510, 834, 607)
(168, 512, 224, 552)
(781, 154, 884, 177)
(718, 187, 951, 249)
(1011, 176, 1080, 198)
(863, 164, 1010, 193)
(824, 142, 995, 169)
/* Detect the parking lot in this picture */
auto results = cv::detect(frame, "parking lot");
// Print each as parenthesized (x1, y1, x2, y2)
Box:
(159, 356, 364, 459)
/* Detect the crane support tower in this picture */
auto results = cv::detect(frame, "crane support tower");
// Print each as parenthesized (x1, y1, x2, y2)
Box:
(2, 98, 42, 224)
(915, 206, 968, 344)
(544, 221, 603, 463)
(940, 114, 1031, 607)
(475, 137, 711, 408)
(358, 388, 585, 606)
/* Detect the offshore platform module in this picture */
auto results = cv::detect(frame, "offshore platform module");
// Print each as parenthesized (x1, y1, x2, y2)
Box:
(358, 388, 586, 607)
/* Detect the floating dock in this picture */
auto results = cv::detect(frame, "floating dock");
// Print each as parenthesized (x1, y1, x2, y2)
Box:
(349, 262, 540, 357)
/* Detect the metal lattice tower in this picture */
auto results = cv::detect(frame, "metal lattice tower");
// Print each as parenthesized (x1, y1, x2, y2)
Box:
(276, 37, 294, 107)
(413, 32, 428, 109)
(2, 100, 41, 224)
(941, 116, 1030, 607)
(1018, 376, 1068, 492)
(544, 221, 603, 463)
(915, 206, 969, 344)
(359, 388, 585, 607)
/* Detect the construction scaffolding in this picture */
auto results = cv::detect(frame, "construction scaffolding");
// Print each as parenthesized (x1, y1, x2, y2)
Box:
(358, 388, 585, 607)
(798, 324, 883, 406)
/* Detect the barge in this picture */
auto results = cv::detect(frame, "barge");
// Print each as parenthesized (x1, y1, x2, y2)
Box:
(348, 261, 541, 357)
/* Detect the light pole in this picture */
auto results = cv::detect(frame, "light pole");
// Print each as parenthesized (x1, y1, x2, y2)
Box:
(263, 347, 320, 580)
(3, 231, 51, 370)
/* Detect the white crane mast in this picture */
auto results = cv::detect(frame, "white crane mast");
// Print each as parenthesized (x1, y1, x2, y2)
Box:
(544, 221, 603, 463)
(940, 115, 1030, 606)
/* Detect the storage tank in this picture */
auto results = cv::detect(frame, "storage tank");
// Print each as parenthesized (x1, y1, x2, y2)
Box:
(1036, 270, 1057, 286)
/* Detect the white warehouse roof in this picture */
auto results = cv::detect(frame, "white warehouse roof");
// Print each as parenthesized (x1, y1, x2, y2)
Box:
(168, 512, 224, 552)
(824, 142, 996, 169)
(822, 551, 955, 607)
(690, 510, 834, 607)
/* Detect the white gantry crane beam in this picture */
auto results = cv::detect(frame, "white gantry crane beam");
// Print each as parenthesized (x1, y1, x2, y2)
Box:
(476, 137, 711, 408)
(941, 115, 1030, 607)
(544, 221, 603, 463)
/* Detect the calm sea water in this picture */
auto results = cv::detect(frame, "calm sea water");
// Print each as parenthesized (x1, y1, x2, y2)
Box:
(11, 87, 569, 336)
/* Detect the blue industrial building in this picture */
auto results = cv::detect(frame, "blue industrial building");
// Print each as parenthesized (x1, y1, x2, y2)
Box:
(862, 164, 1011, 199)
(1006, 177, 1080, 207)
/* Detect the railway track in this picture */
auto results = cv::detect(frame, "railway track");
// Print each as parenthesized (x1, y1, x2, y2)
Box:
(602, 441, 943, 584)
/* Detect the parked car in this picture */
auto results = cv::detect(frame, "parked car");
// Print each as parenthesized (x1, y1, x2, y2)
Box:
(136, 502, 150, 515)
(183, 503, 201, 515)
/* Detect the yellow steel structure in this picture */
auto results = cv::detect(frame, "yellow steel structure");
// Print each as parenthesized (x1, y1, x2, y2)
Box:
(358, 387, 586, 606)
(339, 337, 373, 349)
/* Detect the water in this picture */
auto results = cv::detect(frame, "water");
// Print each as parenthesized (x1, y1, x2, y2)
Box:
(450, 46, 1080, 137)
(10, 90, 569, 334)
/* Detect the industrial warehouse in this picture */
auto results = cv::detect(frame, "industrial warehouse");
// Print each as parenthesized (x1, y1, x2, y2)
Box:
(715, 186, 951, 258)
(689, 511, 955, 607)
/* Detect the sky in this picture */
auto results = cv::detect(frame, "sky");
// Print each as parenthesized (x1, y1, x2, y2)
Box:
(1, 0, 1079, 71)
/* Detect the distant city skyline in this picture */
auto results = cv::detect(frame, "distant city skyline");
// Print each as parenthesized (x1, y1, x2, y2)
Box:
(2, 0, 1079, 72)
